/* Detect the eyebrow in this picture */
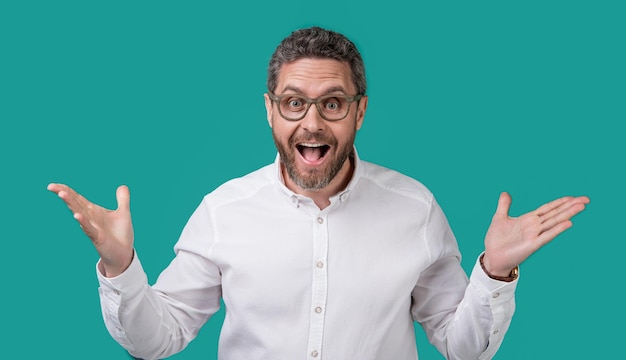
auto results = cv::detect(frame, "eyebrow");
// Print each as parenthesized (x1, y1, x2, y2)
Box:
(280, 85, 348, 96)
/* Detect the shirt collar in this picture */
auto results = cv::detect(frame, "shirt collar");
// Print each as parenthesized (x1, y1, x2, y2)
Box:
(273, 146, 362, 207)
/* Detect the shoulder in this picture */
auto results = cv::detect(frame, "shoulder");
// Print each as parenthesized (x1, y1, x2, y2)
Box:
(356, 160, 434, 206)
(201, 163, 277, 207)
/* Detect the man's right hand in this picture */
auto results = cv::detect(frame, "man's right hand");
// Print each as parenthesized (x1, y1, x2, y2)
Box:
(48, 183, 135, 277)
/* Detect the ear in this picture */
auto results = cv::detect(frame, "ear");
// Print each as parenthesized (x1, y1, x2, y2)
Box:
(264, 93, 274, 128)
(355, 95, 368, 131)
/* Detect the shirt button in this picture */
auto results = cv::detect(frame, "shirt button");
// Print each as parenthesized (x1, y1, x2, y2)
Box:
(113, 290, 121, 295)
(316, 261, 324, 269)
(317, 217, 324, 224)
(311, 350, 319, 357)
(493, 329, 499, 335)
(315, 306, 323, 314)
(493, 292, 500, 298)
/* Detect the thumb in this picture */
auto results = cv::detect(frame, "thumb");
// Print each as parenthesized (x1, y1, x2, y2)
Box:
(494, 191, 512, 219)
(116, 185, 131, 212)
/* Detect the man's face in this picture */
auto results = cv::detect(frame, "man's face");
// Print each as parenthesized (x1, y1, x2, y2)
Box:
(264, 58, 367, 192)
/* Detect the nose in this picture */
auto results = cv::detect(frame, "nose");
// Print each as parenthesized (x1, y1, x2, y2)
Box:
(301, 103, 326, 132)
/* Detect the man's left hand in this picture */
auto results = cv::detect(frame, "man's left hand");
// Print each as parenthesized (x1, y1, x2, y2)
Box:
(482, 192, 590, 277)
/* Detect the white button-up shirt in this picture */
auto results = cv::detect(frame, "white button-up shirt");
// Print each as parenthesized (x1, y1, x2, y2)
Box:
(97, 151, 517, 360)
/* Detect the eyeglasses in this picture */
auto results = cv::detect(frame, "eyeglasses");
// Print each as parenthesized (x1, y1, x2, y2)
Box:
(268, 92, 363, 121)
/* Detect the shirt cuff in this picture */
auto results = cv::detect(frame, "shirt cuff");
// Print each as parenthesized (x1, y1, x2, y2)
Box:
(470, 254, 518, 360)
(96, 251, 148, 300)
(470, 254, 518, 296)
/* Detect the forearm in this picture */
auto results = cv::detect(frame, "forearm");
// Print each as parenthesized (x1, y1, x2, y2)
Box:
(97, 252, 220, 360)
(413, 255, 517, 360)
(444, 257, 517, 360)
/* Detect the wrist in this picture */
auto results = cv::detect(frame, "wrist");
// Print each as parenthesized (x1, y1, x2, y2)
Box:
(100, 250, 134, 278)
(480, 254, 519, 282)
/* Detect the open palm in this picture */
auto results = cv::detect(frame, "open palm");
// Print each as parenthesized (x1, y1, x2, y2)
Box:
(48, 183, 134, 277)
(482, 192, 589, 277)
(484, 192, 589, 276)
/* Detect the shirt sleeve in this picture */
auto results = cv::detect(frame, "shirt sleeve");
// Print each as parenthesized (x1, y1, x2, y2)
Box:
(468, 257, 517, 360)
(411, 197, 517, 360)
(96, 199, 222, 360)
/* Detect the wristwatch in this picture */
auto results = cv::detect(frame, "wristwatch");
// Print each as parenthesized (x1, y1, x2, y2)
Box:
(480, 254, 519, 282)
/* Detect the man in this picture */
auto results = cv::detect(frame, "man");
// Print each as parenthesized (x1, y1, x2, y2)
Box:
(48, 27, 589, 360)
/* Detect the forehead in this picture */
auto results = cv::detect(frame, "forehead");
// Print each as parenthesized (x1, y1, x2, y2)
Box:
(276, 58, 354, 95)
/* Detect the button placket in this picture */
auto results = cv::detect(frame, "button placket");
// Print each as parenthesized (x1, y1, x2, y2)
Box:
(306, 213, 329, 360)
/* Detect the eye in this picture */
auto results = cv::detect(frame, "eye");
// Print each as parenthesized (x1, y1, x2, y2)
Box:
(285, 97, 305, 110)
(323, 97, 342, 112)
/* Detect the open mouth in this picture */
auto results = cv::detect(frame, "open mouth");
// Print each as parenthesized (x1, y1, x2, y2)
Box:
(297, 143, 331, 163)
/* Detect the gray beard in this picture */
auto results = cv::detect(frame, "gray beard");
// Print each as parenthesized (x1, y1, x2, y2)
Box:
(273, 130, 355, 191)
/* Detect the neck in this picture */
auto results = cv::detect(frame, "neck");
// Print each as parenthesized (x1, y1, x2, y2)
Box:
(283, 156, 354, 210)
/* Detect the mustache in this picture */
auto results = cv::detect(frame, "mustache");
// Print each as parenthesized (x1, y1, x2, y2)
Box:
(289, 130, 336, 146)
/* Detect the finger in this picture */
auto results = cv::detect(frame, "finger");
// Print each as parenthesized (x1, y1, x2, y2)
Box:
(540, 201, 588, 233)
(51, 184, 94, 215)
(47, 183, 63, 194)
(58, 186, 93, 215)
(116, 185, 131, 212)
(536, 220, 573, 247)
(48, 183, 75, 196)
(494, 192, 512, 219)
(534, 196, 575, 217)
(74, 212, 100, 240)
(538, 196, 589, 224)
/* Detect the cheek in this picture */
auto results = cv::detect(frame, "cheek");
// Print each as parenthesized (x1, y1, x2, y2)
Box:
(272, 121, 298, 141)
(332, 124, 357, 143)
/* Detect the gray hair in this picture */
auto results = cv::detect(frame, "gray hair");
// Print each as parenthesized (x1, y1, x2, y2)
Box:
(267, 26, 366, 95)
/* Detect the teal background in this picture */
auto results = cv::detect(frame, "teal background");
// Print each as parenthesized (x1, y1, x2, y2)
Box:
(1, 1, 623, 358)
